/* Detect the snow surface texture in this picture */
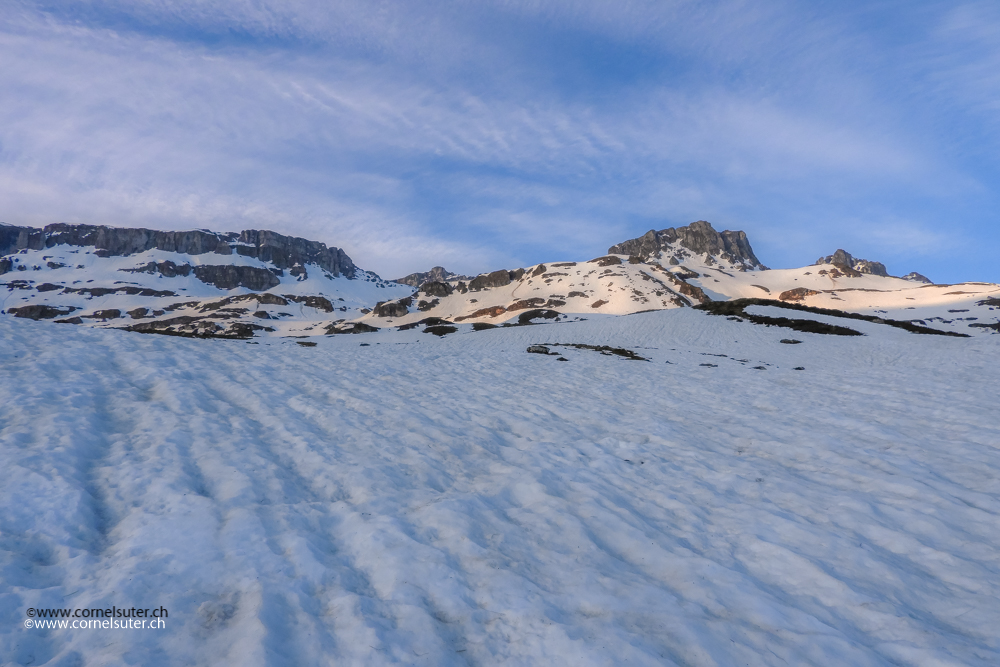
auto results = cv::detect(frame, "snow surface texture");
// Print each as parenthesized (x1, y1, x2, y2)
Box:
(2, 311, 999, 666)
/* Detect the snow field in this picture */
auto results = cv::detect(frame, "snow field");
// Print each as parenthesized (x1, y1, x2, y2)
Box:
(1, 310, 999, 666)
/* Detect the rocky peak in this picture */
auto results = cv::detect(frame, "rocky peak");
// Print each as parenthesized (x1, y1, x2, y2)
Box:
(393, 266, 469, 287)
(815, 249, 888, 278)
(902, 272, 932, 284)
(0, 223, 357, 278)
(608, 221, 766, 270)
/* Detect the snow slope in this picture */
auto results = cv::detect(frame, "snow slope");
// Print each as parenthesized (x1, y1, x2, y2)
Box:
(676, 259, 1000, 336)
(359, 257, 704, 328)
(1, 244, 412, 336)
(5, 227, 997, 338)
(2, 309, 998, 666)
(360, 248, 999, 337)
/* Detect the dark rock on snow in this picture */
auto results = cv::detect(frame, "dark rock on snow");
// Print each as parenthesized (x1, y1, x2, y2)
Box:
(9, 304, 78, 320)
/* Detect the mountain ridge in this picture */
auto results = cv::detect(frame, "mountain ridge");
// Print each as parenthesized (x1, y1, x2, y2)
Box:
(2, 220, 997, 338)
(0, 222, 357, 279)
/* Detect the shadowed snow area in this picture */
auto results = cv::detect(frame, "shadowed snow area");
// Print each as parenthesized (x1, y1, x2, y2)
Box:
(1, 310, 999, 665)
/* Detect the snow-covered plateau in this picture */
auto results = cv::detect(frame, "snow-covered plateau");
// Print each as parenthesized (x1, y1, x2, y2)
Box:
(2, 305, 998, 666)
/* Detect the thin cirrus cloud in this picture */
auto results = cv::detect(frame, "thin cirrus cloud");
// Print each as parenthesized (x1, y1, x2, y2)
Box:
(0, 1, 997, 283)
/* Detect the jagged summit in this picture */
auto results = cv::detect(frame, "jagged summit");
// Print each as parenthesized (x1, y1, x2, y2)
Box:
(815, 249, 889, 278)
(608, 221, 766, 271)
(394, 266, 469, 287)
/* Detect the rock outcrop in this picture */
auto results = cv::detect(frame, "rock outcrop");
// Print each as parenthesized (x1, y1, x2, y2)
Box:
(373, 297, 412, 318)
(469, 269, 525, 291)
(815, 249, 888, 277)
(902, 272, 932, 284)
(608, 221, 766, 270)
(191, 265, 282, 291)
(0, 223, 357, 278)
(394, 266, 468, 287)
(8, 304, 79, 320)
(420, 281, 453, 297)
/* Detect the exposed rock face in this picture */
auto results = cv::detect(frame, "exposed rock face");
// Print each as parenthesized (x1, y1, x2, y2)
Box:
(417, 299, 440, 311)
(125, 261, 282, 290)
(0, 223, 25, 257)
(284, 295, 335, 312)
(608, 221, 765, 270)
(469, 270, 512, 291)
(902, 272, 932, 284)
(469, 269, 525, 291)
(779, 287, 821, 302)
(394, 266, 468, 287)
(8, 304, 78, 320)
(191, 265, 281, 291)
(373, 297, 412, 318)
(0, 223, 357, 277)
(815, 249, 888, 277)
(0, 257, 10, 275)
(125, 316, 267, 339)
(123, 260, 192, 278)
(87, 309, 122, 320)
(507, 298, 547, 312)
(420, 281, 453, 297)
(517, 309, 559, 325)
(325, 321, 380, 334)
(454, 305, 507, 321)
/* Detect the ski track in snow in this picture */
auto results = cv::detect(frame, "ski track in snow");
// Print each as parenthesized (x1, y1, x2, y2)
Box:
(1, 310, 999, 666)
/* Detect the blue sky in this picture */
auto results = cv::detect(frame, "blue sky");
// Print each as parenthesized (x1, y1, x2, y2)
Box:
(1, 1, 998, 282)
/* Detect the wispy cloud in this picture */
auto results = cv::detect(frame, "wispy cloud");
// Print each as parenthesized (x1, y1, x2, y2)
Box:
(1, 1, 998, 282)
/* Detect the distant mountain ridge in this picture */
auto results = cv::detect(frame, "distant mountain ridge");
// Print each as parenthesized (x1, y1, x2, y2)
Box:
(0, 222, 357, 279)
(2, 219, 997, 338)
(0, 221, 410, 338)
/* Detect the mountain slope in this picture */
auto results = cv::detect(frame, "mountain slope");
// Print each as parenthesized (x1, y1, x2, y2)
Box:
(0, 223, 412, 337)
(362, 222, 999, 336)
(3, 220, 998, 338)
